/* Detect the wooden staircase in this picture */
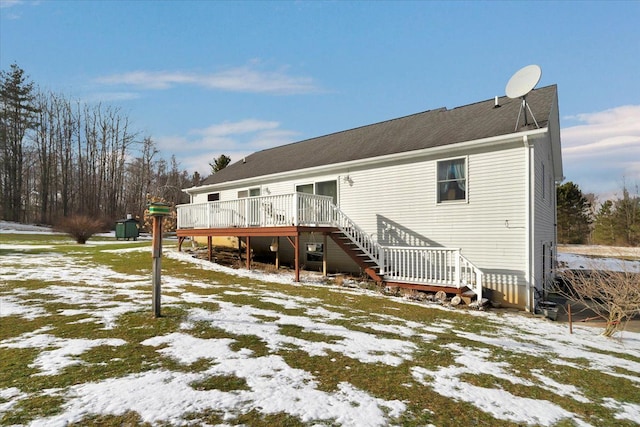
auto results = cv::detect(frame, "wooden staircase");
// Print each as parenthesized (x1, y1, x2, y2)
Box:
(329, 231, 383, 282)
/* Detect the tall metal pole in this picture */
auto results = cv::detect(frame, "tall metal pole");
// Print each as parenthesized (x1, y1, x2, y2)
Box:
(151, 215, 163, 318)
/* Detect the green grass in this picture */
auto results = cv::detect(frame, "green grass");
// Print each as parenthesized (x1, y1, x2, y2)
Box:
(1, 234, 638, 426)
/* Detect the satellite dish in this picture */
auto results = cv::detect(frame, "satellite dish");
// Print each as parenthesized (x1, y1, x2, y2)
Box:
(505, 64, 542, 130)
(506, 64, 541, 99)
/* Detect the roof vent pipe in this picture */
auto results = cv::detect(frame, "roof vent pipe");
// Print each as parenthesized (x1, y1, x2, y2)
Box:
(494, 96, 501, 108)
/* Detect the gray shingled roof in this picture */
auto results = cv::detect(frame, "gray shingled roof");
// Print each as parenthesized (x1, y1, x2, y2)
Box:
(202, 85, 557, 186)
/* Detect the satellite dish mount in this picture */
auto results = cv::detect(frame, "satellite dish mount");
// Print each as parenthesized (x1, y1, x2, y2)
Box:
(505, 65, 542, 131)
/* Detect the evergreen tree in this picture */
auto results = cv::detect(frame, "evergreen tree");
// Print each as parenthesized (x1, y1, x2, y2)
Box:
(556, 181, 591, 244)
(0, 64, 39, 221)
(592, 200, 616, 245)
(613, 186, 640, 246)
(209, 154, 231, 173)
(592, 185, 640, 246)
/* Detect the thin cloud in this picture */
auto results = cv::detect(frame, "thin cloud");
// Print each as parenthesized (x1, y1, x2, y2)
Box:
(563, 135, 640, 157)
(561, 105, 640, 196)
(96, 65, 320, 95)
(0, 0, 23, 9)
(191, 119, 280, 138)
(158, 119, 301, 175)
(84, 92, 141, 103)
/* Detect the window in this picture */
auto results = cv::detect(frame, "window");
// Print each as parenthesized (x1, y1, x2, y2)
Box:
(316, 180, 337, 204)
(437, 158, 466, 202)
(238, 188, 260, 198)
(207, 193, 220, 202)
(296, 180, 337, 204)
(296, 183, 314, 194)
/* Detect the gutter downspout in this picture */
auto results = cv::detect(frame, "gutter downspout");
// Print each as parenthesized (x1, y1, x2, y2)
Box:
(524, 135, 535, 312)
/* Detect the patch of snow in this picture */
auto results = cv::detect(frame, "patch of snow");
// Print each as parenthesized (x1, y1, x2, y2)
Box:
(0, 295, 48, 319)
(530, 370, 591, 403)
(186, 303, 416, 366)
(0, 332, 126, 376)
(33, 360, 405, 427)
(0, 221, 57, 234)
(603, 398, 640, 423)
(557, 252, 640, 273)
(0, 387, 28, 413)
(412, 364, 589, 427)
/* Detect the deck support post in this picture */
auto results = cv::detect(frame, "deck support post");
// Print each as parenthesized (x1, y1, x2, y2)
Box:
(322, 233, 328, 277)
(207, 236, 212, 262)
(178, 236, 185, 252)
(245, 236, 251, 270)
(275, 236, 280, 269)
(294, 234, 300, 282)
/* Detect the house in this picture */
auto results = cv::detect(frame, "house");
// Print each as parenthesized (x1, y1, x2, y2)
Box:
(177, 83, 563, 311)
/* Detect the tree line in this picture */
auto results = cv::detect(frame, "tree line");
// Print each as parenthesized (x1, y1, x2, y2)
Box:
(1, 64, 201, 227)
(557, 181, 639, 246)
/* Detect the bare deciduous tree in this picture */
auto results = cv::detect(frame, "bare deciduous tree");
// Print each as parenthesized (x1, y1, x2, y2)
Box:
(554, 264, 640, 337)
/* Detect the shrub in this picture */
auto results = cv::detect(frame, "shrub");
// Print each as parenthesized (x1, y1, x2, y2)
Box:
(55, 215, 107, 244)
(553, 266, 640, 337)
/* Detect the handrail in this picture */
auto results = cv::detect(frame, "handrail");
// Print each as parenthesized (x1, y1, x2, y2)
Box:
(331, 205, 381, 266)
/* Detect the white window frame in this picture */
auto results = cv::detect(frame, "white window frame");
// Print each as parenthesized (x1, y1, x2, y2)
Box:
(436, 156, 468, 204)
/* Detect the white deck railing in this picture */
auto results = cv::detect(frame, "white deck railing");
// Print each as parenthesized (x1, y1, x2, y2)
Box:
(177, 193, 483, 301)
(177, 193, 334, 229)
(381, 247, 483, 292)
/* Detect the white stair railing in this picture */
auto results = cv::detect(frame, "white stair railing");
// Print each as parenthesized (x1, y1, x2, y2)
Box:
(331, 205, 381, 267)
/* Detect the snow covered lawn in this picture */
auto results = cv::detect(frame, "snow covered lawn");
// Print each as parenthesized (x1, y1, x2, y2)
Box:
(1, 231, 639, 426)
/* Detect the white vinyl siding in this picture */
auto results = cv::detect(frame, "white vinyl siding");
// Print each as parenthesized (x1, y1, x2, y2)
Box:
(533, 133, 557, 295)
(340, 144, 528, 306)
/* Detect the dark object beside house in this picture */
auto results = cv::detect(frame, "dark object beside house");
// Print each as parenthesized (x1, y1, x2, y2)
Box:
(115, 217, 139, 241)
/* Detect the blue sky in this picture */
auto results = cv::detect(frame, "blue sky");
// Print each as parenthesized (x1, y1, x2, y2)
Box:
(1, 0, 639, 199)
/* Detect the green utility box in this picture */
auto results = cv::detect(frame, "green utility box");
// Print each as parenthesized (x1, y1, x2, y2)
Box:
(115, 217, 139, 240)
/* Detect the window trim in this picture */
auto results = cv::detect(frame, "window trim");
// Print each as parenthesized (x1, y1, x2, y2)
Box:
(436, 156, 468, 204)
